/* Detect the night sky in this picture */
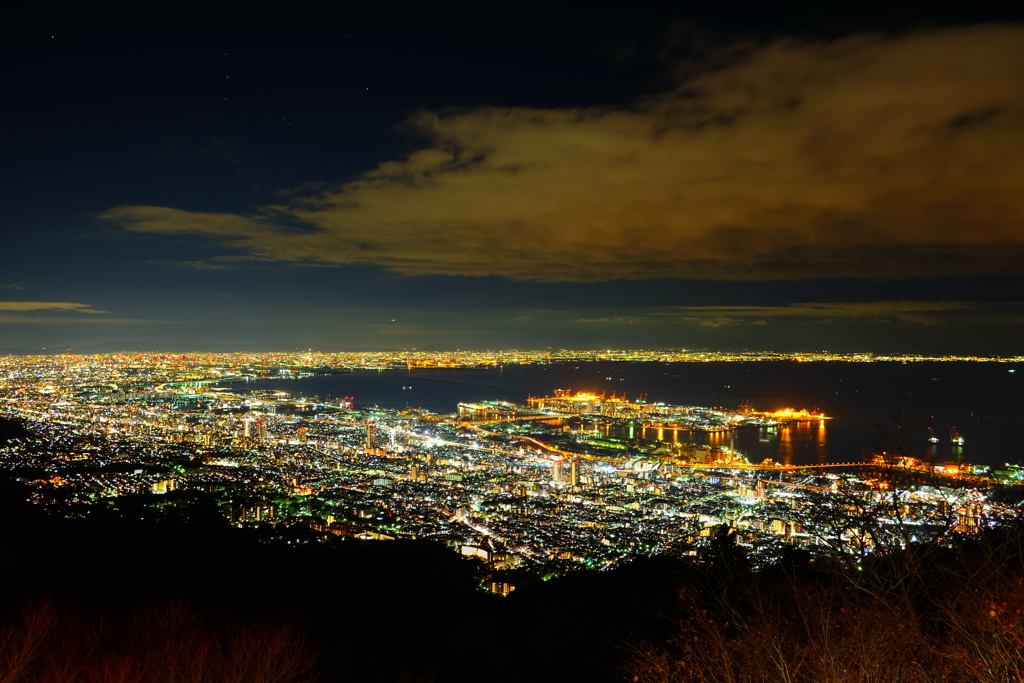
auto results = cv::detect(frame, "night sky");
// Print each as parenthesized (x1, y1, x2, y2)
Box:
(3, 3, 1023, 354)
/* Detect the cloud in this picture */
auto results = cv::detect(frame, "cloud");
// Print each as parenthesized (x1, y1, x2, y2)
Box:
(696, 316, 768, 328)
(668, 300, 1012, 326)
(0, 301, 105, 313)
(569, 300, 1023, 327)
(0, 302, 172, 324)
(103, 25, 1024, 282)
(574, 316, 636, 324)
(0, 316, 174, 324)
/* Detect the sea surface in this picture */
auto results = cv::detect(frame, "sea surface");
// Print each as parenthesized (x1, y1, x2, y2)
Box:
(230, 361, 1022, 468)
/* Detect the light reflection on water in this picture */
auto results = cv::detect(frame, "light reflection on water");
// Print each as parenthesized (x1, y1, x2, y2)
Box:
(541, 415, 976, 468)
(230, 361, 1019, 467)
(594, 420, 829, 467)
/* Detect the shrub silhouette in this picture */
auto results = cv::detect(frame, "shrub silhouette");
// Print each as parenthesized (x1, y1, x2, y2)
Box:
(622, 524, 1024, 683)
(0, 601, 318, 683)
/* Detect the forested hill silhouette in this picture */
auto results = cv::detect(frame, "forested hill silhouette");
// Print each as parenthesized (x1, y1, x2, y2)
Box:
(0, 473, 694, 683)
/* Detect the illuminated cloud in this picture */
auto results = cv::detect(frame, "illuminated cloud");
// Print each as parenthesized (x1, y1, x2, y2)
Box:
(0, 317, 173, 324)
(695, 317, 768, 328)
(574, 316, 637, 324)
(104, 25, 1024, 282)
(565, 301, 1024, 328)
(663, 300, 1014, 326)
(0, 302, 172, 324)
(0, 302, 105, 313)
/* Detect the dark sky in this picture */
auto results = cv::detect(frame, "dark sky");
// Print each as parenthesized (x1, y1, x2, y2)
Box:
(3, 2, 1023, 354)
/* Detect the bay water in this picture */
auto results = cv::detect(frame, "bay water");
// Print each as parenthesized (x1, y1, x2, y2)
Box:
(230, 361, 1022, 468)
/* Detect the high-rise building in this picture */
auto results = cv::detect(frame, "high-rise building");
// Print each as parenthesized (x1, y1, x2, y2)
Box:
(552, 462, 563, 483)
(151, 479, 176, 495)
(255, 420, 267, 439)
(410, 464, 419, 480)
(243, 419, 253, 438)
(570, 460, 579, 488)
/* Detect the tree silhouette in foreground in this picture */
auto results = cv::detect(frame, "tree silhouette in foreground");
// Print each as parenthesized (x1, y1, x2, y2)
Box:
(0, 601, 318, 683)
(622, 522, 1024, 682)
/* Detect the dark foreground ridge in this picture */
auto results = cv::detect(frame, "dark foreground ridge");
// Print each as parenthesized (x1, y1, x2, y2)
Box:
(0, 475, 684, 683)
(1, 473, 1024, 682)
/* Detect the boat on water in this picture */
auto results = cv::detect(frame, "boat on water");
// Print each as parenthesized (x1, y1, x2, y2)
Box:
(928, 427, 939, 444)
(949, 426, 965, 446)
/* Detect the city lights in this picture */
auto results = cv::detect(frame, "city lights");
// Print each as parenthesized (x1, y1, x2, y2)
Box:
(0, 350, 1016, 584)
